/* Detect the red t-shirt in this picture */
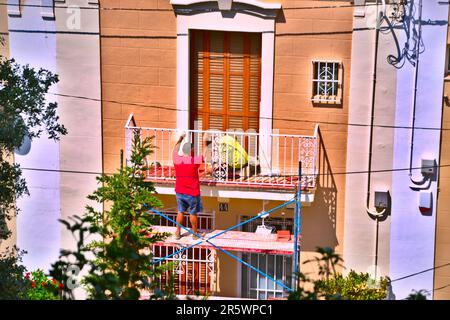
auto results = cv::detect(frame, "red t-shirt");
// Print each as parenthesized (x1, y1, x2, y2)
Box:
(173, 152, 203, 196)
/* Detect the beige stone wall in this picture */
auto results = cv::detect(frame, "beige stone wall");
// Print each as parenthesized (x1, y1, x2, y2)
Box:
(435, 53, 450, 299)
(273, 0, 352, 256)
(101, 0, 352, 296)
(100, 0, 177, 175)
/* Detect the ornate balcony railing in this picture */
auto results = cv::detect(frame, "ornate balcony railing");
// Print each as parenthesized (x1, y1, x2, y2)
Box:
(125, 115, 318, 190)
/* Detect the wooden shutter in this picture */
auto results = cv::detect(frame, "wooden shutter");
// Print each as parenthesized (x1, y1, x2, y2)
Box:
(191, 30, 261, 132)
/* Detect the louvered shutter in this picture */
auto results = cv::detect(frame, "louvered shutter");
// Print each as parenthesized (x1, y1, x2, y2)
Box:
(191, 30, 261, 133)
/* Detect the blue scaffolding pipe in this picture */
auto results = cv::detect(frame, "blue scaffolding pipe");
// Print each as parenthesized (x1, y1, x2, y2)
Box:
(147, 205, 294, 292)
(147, 198, 295, 264)
(293, 162, 302, 289)
(143, 161, 303, 295)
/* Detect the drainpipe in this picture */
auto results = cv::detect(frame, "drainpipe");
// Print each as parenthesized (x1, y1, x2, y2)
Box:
(409, 0, 424, 183)
(366, 0, 387, 280)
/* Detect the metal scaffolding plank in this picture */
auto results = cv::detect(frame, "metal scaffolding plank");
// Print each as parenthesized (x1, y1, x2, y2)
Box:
(151, 226, 295, 255)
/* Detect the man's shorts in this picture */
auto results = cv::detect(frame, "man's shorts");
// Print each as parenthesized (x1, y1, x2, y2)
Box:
(176, 193, 203, 216)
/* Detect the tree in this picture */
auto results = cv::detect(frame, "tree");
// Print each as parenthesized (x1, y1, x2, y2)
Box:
(405, 289, 428, 300)
(50, 131, 170, 299)
(0, 56, 67, 240)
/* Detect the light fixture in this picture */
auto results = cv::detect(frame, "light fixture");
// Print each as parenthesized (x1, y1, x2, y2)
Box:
(366, 190, 389, 218)
(410, 158, 435, 190)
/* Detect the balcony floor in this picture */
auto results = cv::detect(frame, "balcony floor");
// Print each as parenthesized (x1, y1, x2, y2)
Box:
(150, 226, 297, 255)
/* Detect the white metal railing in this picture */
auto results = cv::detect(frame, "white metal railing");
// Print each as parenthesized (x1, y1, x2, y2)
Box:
(125, 115, 318, 189)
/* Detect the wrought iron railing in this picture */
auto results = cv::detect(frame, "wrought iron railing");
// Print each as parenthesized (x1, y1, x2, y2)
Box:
(125, 115, 318, 189)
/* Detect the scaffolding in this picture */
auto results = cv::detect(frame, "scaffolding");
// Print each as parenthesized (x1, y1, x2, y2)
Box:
(144, 162, 303, 297)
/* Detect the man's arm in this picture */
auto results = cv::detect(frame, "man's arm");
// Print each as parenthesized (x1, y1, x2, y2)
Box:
(202, 133, 211, 159)
(173, 131, 186, 155)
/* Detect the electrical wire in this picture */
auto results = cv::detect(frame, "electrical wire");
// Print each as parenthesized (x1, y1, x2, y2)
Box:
(49, 92, 450, 132)
(19, 163, 450, 178)
(3, 27, 374, 39)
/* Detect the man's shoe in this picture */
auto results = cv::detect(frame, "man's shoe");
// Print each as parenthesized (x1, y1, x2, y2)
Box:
(174, 232, 182, 240)
(192, 232, 205, 240)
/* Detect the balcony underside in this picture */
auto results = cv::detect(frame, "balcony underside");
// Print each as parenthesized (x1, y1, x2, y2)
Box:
(146, 167, 317, 202)
(150, 182, 316, 203)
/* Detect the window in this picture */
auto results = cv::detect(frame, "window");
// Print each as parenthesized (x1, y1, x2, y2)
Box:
(312, 60, 342, 104)
(239, 215, 294, 299)
(241, 253, 292, 299)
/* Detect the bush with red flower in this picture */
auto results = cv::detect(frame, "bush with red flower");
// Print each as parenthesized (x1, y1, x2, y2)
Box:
(23, 269, 63, 300)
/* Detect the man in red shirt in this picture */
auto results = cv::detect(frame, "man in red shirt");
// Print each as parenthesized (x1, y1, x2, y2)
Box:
(173, 132, 209, 240)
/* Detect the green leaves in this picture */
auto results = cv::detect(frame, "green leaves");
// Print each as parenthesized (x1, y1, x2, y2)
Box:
(0, 57, 67, 151)
(0, 247, 28, 299)
(50, 130, 171, 299)
(0, 56, 67, 240)
(315, 270, 390, 300)
(23, 269, 62, 300)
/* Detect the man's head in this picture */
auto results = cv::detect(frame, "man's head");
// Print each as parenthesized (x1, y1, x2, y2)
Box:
(181, 142, 193, 157)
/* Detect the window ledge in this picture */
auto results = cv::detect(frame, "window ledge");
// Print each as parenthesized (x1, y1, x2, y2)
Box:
(312, 96, 341, 104)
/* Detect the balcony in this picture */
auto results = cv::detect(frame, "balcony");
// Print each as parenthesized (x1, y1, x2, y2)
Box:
(125, 115, 318, 199)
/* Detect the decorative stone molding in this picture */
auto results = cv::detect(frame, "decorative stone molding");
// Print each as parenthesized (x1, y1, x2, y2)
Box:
(170, 0, 281, 10)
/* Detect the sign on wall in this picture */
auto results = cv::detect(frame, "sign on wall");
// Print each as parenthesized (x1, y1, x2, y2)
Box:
(219, 203, 228, 212)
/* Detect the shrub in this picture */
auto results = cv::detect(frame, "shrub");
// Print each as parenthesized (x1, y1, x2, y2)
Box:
(289, 247, 389, 300)
(23, 269, 63, 300)
(316, 270, 389, 300)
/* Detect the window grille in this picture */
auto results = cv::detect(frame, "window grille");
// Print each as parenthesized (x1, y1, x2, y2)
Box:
(312, 60, 342, 104)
